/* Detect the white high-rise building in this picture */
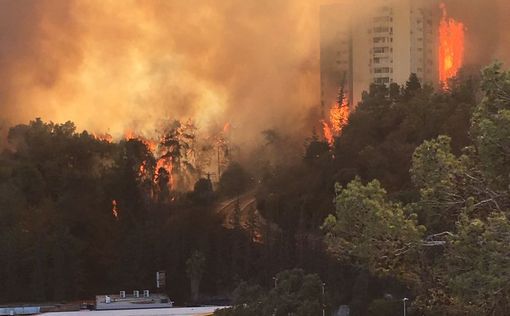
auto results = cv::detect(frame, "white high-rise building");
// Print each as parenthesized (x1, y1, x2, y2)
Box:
(320, 0, 440, 111)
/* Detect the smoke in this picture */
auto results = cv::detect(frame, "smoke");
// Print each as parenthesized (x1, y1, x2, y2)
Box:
(444, 0, 510, 67)
(0, 0, 328, 145)
(0, 0, 508, 146)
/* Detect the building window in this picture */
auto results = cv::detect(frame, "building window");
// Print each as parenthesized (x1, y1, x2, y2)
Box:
(373, 37, 386, 43)
(373, 16, 391, 22)
(374, 67, 391, 73)
(374, 77, 390, 84)
(373, 57, 390, 64)
(374, 26, 389, 33)
(373, 47, 389, 54)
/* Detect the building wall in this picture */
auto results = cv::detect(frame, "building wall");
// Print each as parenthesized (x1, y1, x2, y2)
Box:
(351, 11, 371, 107)
(392, 0, 412, 84)
(320, 0, 440, 109)
(319, 3, 353, 116)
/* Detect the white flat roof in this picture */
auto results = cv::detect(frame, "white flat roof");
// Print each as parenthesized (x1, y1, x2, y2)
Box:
(41, 306, 229, 316)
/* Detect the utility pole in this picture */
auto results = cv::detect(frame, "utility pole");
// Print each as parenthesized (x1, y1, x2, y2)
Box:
(217, 144, 221, 180)
(403, 298, 409, 316)
(272, 277, 278, 316)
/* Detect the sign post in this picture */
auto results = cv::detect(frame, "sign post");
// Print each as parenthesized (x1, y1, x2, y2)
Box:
(156, 271, 166, 289)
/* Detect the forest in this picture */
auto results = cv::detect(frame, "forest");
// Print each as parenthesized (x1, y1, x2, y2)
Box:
(1, 63, 510, 316)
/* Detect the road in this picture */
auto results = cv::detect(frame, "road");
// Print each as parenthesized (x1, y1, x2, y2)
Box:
(215, 191, 278, 243)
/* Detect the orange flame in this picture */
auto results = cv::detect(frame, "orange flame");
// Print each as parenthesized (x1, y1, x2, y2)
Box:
(322, 98, 349, 147)
(92, 132, 113, 143)
(124, 130, 158, 152)
(138, 160, 148, 178)
(329, 100, 349, 135)
(322, 121, 334, 146)
(223, 122, 231, 134)
(439, 3, 465, 89)
(124, 130, 136, 140)
(112, 199, 119, 219)
(155, 157, 174, 189)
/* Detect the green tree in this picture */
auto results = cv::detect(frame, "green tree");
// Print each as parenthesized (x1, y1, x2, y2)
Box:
(410, 136, 470, 232)
(404, 73, 422, 99)
(446, 211, 510, 315)
(216, 269, 324, 316)
(409, 63, 510, 314)
(471, 62, 510, 190)
(186, 250, 206, 302)
(322, 178, 425, 284)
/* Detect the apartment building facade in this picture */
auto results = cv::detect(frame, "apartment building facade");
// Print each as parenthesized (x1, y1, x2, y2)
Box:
(320, 0, 440, 111)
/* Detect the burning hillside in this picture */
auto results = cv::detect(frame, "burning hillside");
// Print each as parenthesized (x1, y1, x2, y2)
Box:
(96, 119, 233, 194)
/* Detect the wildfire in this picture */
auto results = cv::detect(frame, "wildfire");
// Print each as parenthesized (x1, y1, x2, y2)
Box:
(439, 3, 465, 88)
(124, 130, 136, 140)
(322, 97, 349, 147)
(124, 130, 158, 152)
(112, 199, 119, 219)
(322, 121, 334, 147)
(138, 160, 148, 177)
(92, 132, 113, 143)
(155, 157, 174, 188)
(223, 122, 231, 134)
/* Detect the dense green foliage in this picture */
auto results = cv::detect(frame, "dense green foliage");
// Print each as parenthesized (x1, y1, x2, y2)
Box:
(3, 63, 510, 316)
(322, 179, 425, 284)
(215, 269, 324, 316)
(235, 66, 510, 315)
(322, 64, 510, 315)
(334, 76, 475, 199)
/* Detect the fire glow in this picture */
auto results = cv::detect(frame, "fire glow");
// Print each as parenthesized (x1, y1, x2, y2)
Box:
(439, 3, 465, 88)
(112, 200, 119, 219)
(322, 98, 349, 147)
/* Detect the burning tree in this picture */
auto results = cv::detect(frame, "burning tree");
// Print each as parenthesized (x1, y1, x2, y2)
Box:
(156, 119, 198, 193)
(322, 85, 350, 147)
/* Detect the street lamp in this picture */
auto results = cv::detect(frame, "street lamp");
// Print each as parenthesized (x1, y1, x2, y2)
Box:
(272, 276, 278, 289)
(321, 283, 326, 316)
(402, 297, 409, 316)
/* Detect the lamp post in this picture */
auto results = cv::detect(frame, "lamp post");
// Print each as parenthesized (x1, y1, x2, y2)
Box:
(271, 277, 278, 316)
(272, 276, 278, 289)
(322, 282, 326, 316)
(402, 297, 409, 316)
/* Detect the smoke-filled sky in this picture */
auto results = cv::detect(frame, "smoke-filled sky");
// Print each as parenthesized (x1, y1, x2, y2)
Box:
(0, 0, 509, 143)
